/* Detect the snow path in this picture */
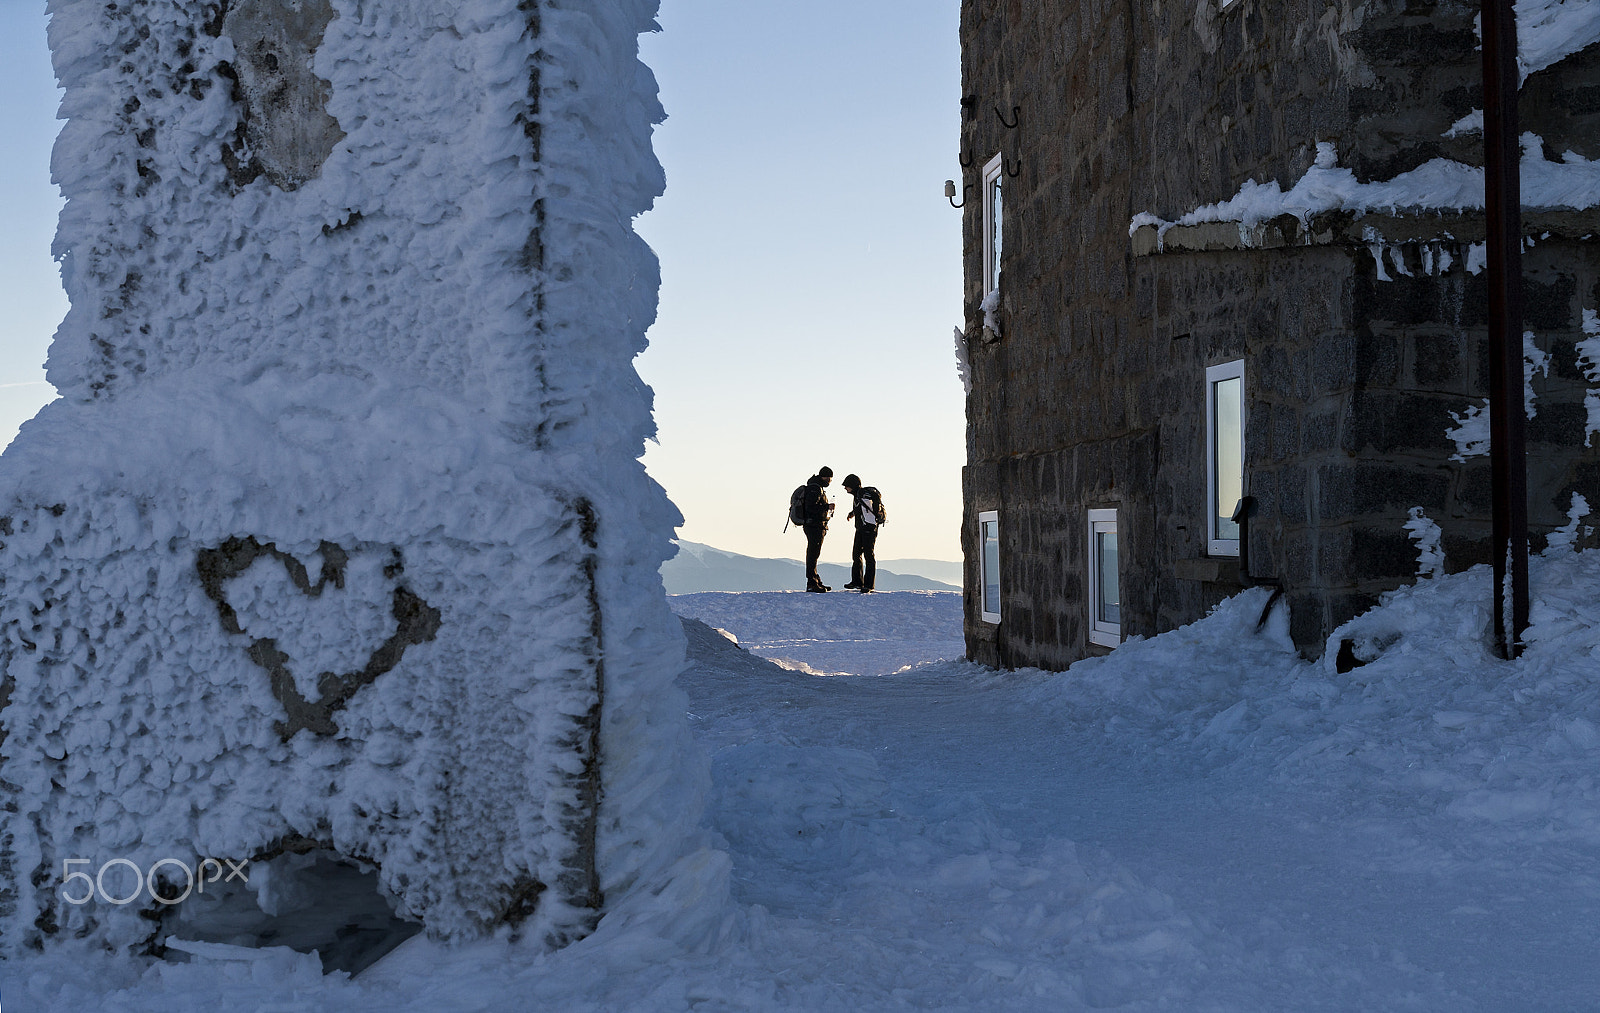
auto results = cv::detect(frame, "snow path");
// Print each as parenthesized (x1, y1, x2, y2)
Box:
(675, 589, 1600, 1010)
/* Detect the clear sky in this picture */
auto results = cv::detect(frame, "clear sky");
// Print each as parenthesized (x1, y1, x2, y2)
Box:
(0, 0, 965, 565)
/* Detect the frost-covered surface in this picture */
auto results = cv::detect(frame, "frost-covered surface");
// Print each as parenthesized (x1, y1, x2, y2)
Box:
(1443, 332, 1559, 458)
(1131, 139, 1600, 246)
(952, 325, 973, 395)
(4, 0, 703, 955)
(979, 285, 1002, 336)
(1446, 397, 1491, 460)
(1516, 0, 1600, 80)
(1523, 330, 1551, 419)
(1545, 492, 1593, 552)
(1580, 308, 1600, 446)
(0, 373, 616, 948)
(13, 559, 1600, 1008)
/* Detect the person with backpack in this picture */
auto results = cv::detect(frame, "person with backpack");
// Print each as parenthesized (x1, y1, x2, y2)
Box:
(841, 474, 885, 593)
(792, 467, 835, 592)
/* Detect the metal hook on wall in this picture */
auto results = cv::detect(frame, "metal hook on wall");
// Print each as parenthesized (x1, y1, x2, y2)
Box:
(944, 180, 972, 209)
(1003, 156, 1021, 178)
(995, 105, 1020, 129)
(958, 149, 974, 169)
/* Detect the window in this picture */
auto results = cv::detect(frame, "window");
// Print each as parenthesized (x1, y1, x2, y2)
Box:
(1206, 360, 1245, 556)
(981, 154, 1004, 297)
(978, 510, 1001, 624)
(1087, 509, 1121, 647)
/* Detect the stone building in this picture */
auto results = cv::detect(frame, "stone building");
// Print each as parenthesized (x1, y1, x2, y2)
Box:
(956, 0, 1600, 669)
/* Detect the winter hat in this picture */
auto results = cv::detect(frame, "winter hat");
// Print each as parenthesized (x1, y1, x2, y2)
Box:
(843, 474, 861, 490)
(818, 466, 834, 478)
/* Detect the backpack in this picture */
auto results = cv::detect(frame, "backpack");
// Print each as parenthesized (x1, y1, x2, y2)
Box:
(861, 487, 886, 526)
(788, 485, 808, 527)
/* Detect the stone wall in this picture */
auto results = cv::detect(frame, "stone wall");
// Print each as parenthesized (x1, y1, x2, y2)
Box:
(959, 0, 1600, 668)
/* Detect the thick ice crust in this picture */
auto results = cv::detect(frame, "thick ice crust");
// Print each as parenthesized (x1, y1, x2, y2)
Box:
(5, 0, 704, 956)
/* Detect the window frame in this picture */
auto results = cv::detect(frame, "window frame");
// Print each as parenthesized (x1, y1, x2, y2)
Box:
(1205, 359, 1246, 558)
(978, 509, 1001, 624)
(981, 153, 1004, 299)
(1087, 508, 1121, 648)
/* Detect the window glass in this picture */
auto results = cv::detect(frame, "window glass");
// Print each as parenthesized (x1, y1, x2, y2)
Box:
(1096, 529, 1120, 625)
(1087, 509, 1120, 647)
(1206, 360, 1245, 556)
(1213, 374, 1243, 541)
(988, 173, 1003, 292)
(980, 514, 1001, 621)
(981, 154, 1004, 297)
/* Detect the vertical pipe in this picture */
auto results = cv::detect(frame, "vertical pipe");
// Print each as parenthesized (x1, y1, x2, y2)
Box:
(1481, 0, 1529, 658)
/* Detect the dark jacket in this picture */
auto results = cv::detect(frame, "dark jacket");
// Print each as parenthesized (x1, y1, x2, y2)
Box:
(847, 487, 882, 531)
(803, 476, 833, 528)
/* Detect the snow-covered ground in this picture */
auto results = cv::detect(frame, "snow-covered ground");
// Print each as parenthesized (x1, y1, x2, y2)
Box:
(13, 553, 1600, 1010)
(668, 590, 964, 675)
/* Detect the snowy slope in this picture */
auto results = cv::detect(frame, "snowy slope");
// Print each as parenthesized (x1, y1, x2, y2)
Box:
(11, 555, 1600, 1009)
(669, 589, 964, 675)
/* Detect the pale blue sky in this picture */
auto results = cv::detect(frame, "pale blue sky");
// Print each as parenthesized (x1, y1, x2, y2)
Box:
(0, 1, 965, 564)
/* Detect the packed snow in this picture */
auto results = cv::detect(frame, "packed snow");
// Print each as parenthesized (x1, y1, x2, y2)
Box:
(10, 547, 1600, 1009)
(1130, 138, 1600, 248)
(1515, 0, 1600, 80)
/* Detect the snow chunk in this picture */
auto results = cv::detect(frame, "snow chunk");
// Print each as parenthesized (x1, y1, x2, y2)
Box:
(1517, 0, 1600, 80)
(1525, 331, 1551, 419)
(1444, 109, 1484, 138)
(980, 286, 1002, 337)
(954, 325, 973, 395)
(1544, 493, 1593, 554)
(1405, 507, 1446, 578)
(1447, 399, 1491, 461)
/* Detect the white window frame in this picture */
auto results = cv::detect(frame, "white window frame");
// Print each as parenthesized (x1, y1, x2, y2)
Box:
(981, 153, 1004, 299)
(1087, 508, 1121, 648)
(978, 510, 1001, 624)
(1206, 359, 1245, 557)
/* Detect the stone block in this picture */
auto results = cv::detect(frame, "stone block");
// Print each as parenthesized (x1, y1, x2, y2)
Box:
(1279, 464, 1309, 524)
(1412, 332, 1465, 390)
(1340, 390, 1457, 455)
(1525, 273, 1576, 331)
(1317, 462, 1450, 518)
(1351, 525, 1425, 581)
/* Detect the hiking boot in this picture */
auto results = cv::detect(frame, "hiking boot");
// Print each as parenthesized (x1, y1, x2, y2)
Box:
(843, 582, 861, 590)
(806, 582, 829, 593)
(857, 588, 874, 594)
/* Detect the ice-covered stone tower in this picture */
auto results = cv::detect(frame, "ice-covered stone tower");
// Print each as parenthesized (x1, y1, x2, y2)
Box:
(0, 0, 698, 963)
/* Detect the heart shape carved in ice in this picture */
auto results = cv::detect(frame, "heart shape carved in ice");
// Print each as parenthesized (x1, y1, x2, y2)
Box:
(197, 537, 441, 739)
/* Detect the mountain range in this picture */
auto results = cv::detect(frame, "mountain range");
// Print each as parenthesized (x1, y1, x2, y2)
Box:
(662, 540, 961, 594)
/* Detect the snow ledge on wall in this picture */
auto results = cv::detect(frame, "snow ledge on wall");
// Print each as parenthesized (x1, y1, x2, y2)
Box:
(1130, 139, 1600, 255)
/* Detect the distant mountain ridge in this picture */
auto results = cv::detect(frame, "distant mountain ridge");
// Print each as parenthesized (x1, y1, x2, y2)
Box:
(663, 540, 961, 594)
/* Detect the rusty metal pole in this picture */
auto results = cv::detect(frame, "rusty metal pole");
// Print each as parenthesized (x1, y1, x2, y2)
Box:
(1482, 0, 1529, 658)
